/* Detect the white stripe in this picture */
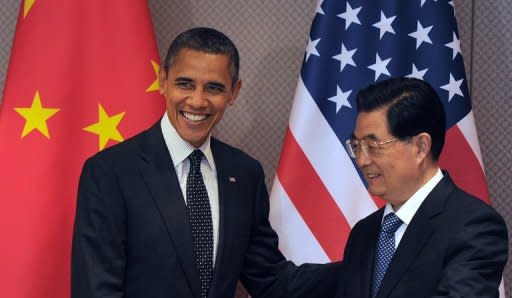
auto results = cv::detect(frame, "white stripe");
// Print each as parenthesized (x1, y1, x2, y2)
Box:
(456, 111, 485, 173)
(499, 278, 506, 298)
(269, 177, 330, 264)
(286, 78, 377, 227)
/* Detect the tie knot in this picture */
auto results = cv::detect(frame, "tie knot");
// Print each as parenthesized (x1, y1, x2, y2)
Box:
(189, 150, 203, 168)
(381, 213, 402, 234)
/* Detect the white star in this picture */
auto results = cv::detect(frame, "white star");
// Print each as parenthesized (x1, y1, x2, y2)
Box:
(328, 85, 352, 113)
(368, 53, 391, 81)
(408, 21, 433, 49)
(422, 0, 439, 5)
(337, 2, 362, 30)
(445, 32, 462, 60)
(440, 73, 464, 102)
(449, 1, 454, 7)
(406, 64, 428, 80)
(373, 11, 396, 39)
(316, 0, 325, 15)
(332, 44, 357, 72)
(305, 37, 321, 62)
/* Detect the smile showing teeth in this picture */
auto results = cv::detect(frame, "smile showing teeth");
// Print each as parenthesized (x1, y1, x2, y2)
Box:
(183, 111, 207, 121)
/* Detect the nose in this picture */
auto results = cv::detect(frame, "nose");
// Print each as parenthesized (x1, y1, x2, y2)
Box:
(188, 89, 209, 108)
(355, 148, 372, 168)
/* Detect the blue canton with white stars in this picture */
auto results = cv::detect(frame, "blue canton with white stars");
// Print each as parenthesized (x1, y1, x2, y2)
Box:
(303, 0, 471, 158)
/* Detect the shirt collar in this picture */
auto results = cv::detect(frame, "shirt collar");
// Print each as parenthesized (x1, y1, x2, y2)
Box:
(383, 168, 443, 225)
(160, 114, 215, 169)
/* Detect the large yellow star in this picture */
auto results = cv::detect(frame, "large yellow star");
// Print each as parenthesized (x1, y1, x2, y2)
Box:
(146, 60, 160, 92)
(24, 0, 36, 19)
(14, 90, 59, 139)
(83, 104, 125, 151)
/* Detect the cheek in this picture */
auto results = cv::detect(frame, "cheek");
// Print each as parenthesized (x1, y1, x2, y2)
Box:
(390, 158, 415, 182)
(378, 157, 404, 181)
(211, 98, 231, 115)
(375, 157, 395, 172)
(209, 109, 227, 128)
(165, 99, 177, 115)
(164, 91, 182, 109)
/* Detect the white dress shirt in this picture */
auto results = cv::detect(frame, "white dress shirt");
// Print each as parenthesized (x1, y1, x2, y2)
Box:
(382, 169, 443, 248)
(160, 115, 219, 264)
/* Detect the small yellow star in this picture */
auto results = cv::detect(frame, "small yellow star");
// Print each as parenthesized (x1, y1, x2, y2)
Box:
(24, 0, 36, 18)
(146, 60, 160, 92)
(83, 104, 125, 150)
(14, 90, 59, 139)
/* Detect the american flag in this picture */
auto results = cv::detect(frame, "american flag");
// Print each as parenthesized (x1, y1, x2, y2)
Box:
(269, 0, 505, 296)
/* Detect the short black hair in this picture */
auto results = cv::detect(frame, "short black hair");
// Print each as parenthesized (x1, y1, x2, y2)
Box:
(162, 27, 240, 85)
(356, 77, 446, 160)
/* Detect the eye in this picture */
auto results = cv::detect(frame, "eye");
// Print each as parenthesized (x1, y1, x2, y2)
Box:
(176, 81, 193, 89)
(366, 140, 379, 152)
(206, 84, 225, 94)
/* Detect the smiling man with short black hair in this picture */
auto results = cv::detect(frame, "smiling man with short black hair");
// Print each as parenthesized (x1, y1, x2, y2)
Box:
(336, 77, 508, 298)
(71, 27, 342, 298)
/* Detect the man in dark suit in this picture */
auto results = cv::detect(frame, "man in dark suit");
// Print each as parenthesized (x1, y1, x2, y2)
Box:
(71, 27, 341, 298)
(336, 77, 508, 298)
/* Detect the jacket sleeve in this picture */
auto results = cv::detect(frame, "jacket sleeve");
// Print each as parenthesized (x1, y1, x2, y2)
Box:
(71, 156, 126, 298)
(240, 162, 343, 298)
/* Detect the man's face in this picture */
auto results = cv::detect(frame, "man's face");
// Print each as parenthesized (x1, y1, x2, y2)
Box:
(159, 48, 241, 147)
(353, 108, 421, 207)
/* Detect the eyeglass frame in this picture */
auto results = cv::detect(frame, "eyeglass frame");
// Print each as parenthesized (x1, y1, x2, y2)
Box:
(345, 137, 409, 159)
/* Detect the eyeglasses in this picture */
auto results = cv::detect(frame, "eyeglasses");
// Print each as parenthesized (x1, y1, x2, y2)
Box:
(345, 138, 401, 159)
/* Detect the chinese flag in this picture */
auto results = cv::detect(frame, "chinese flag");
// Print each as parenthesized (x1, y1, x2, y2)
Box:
(0, 1, 164, 297)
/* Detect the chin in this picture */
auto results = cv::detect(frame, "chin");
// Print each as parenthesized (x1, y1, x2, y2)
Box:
(368, 188, 385, 198)
(185, 135, 208, 147)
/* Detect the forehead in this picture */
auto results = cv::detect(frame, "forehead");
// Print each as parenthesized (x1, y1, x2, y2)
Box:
(354, 108, 391, 139)
(168, 49, 232, 80)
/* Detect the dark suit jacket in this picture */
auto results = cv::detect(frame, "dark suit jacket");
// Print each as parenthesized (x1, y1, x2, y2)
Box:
(335, 173, 508, 298)
(72, 122, 341, 298)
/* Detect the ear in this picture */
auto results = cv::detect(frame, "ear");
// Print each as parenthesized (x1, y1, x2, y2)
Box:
(159, 68, 168, 95)
(414, 132, 432, 161)
(229, 79, 242, 105)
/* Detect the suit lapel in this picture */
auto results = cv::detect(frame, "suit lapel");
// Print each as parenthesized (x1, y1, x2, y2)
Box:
(207, 139, 240, 297)
(137, 123, 201, 298)
(361, 209, 384, 298)
(377, 208, 434, 298)
(377, 175, 452, 298)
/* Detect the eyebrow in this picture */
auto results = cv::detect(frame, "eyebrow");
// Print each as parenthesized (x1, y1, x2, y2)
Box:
(206, 81, 226, 91)
(174, 77, 193, 84)
(174, 77, 227, 91)
(353, 133, 378, 141)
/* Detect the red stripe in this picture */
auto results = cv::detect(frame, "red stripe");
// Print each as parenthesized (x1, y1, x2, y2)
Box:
(277, 127, 350, 261)
(439, 125, 490, 203)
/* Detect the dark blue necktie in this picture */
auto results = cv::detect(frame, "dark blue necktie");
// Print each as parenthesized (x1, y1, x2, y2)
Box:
(372, 212, 402, 298)
(186, 150, 213, 298)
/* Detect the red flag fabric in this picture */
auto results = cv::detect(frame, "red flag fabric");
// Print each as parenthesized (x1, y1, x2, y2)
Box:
(269, 0, 505, 296)
(0, 1, 164, 297)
